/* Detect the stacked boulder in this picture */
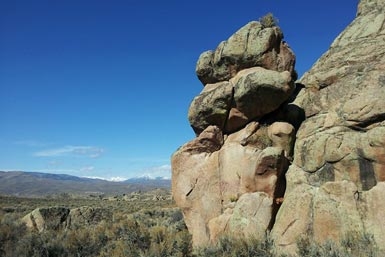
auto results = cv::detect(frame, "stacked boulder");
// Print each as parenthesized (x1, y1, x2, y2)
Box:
(190, 21, 297, 135)
(172, 21, 301, 246)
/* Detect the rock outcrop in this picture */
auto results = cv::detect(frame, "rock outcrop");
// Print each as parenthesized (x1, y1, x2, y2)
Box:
(270, 0, 385, 254)
(21, 207, 70, 232)
(172, 20, 299, 247)
(66, 206, 112, 229)
(172, 0, 385, 254)
(22, 206, 112, 232)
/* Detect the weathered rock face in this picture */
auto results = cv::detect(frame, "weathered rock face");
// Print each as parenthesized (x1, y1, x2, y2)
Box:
(172, 0, 385, 254)
(66, 206, 112, 229)
(190, 21, 296, 135)
(173, 20, 298, 247)
(172, 122, 294, 246)
(21, 207, 70, 232)
(189, 67, 295, 134)
(195, 21, 296, 86)
(22, 206, 112, 232)
(271, 0, 385, 254)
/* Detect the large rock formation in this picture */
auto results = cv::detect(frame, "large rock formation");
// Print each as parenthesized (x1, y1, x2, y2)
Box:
(270, 0, 385, 254)
(172, 20, 299, 247)
(172, 0, 385, 254)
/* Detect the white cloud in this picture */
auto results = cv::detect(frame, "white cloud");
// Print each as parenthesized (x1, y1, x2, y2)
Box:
(46, 160, 62, 169)
(82, 176, 127, 182)
(27, 168, 79, 174)
(34, 145, 104, 158)
(80, 166, 95, 172)
(156, 164, 171, 172)
(14, 140, 50, 147)
(137, 164, 171, 179)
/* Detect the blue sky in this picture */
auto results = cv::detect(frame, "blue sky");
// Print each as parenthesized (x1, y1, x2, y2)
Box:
(0, 0, 357, 180)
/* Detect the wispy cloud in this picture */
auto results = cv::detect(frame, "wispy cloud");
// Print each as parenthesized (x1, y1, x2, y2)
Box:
(80, 166, 95, 172)
(22, 168, 79, 174)
(34, 145, 104, 158)
(137, 164, 171, 179)
(14, 140, 50, 147)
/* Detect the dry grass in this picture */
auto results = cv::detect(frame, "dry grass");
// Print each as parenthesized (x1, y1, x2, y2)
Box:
(259, 13, 279, 28)
(0, 194, 381, 257)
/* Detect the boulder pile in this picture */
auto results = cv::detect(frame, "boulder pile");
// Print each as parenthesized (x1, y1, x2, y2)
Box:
(172, 20, 301, 247)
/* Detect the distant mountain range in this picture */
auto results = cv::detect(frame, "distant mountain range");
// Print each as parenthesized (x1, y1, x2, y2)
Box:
(0, 171, 171, 197)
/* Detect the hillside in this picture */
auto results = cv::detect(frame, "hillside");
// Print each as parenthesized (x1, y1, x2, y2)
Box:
(0, 171, 170, 197)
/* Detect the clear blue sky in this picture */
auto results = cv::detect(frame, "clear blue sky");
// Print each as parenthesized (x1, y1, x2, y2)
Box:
(0, 0, 357, 180)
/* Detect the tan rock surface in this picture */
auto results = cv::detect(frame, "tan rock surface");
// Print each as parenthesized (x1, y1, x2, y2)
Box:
(189, 66, 295, 134)
(271, 0, 385, 254)
(172, 123, 291, 246)
(196, 21, 295, 85)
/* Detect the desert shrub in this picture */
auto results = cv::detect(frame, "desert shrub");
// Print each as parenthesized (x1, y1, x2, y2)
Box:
(254, 124, 273, 149)
(173, 230, 193, 257)
(259, 13, 279, 28)
(169, 208, 184, 223)
(13, 232, 48, 257)
(0, 213, 30, 256)
(229, 195, 239, 202)
(96, 217, 192, 257)
(195, 234, 281, 257)
(63, 228, 103, 257)
(297, 232, 379, 257)
(341, 232, 378, 257)
(129, 207, 187, 232)
(297, 237, 341, 257)
(106, 217, 151, 254)
(100, 239, 143, 257)
(0, 212, 49, 257)
(146, 228, 192, 257)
